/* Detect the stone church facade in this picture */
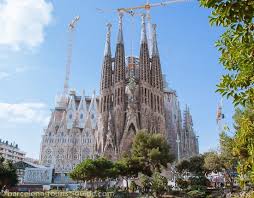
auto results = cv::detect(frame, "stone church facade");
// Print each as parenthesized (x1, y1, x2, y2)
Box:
(97, 14, 166, 158)
(96, 14, 198, 159)
(40, 91, 98, 183)
(164, 89, 199, 160)
(40, 14, 199, 182)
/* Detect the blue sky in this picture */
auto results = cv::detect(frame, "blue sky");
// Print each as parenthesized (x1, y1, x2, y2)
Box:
(0, 0, 234, 158)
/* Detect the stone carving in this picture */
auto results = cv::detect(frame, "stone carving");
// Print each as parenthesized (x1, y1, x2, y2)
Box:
(40, 92, 96, 183)
(125, 76, 138, 103)
(104, 112, 115, 152)
(119, 75, 140, 152)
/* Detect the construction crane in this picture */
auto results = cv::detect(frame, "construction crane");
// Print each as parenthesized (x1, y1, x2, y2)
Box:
(216, 98, 225, 132)
(97, 0, 188, 15)
(63, 16, 80, 95)
(97, 0, 189, 54)
(121, 0, 187, 14)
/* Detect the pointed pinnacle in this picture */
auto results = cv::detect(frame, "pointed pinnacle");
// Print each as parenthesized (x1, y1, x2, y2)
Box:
(152, 24, 159, 56)
(117, 12, 124, 44)
(141, 14, 147, 44)
(104, 23, 112, 56)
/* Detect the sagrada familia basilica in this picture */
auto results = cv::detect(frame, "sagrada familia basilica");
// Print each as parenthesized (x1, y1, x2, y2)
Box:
(40, 14, 199, 183)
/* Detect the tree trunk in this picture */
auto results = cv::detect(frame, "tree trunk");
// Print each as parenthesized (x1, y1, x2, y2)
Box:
(91, 179, 95, 191)
(224, 170, 234, 192)
(126, 177, 129, 191)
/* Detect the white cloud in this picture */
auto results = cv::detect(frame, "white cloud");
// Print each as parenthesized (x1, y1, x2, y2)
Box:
(0, 102, 50, 125)
(0, 65, 36, 80)
(15, 65, 34, 73)
(0, 72, 10, 80)
(0, 0, 53, 50)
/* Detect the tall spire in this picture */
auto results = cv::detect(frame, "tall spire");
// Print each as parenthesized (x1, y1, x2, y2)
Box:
(150, 23, 163, 90)
(139, 13, 150, 83)
(140, 14, 147, 44)
(152, 24, 159, 56)
(101, 23, 113, 91)
(104, 23, 112, 56)
(114, 12, 125, 84)
(117, 12, 124, 44)
(183, 105, 192, 128)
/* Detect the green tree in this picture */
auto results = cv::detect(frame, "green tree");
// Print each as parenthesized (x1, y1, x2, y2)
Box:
(203, 151, 223, 173)
(71, 131, 175, 192)
(115, 155, 143, 190)
(188, 156, 207, 176)
(175, 159, 190, 177)
(139, 173, 151, 194)
(219, 131, 236, 171)
(175, 178, 189, 190)
(70, 157, 116, 189)
(131, 130, 175, 175)
(176, 155, 207, 176)
(200, 0, 254, 106)
(203, 150, 236, 190)
(0, 157, 18, 189)
(129, 180, 137, 192)
(69, 158, 97, 188)
(213, 106, 254, 189)
(219, 131, 237, 189)
(116, 155, 143, 178)
(232, 104, 254, 187)
(151, 172, 168, 197)
(92, 157, 116, 180)
(176, 156, 209, 191)
(200, 0, 254, 190)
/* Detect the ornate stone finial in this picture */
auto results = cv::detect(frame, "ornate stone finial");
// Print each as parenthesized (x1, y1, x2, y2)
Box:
(104, 23, 112, 56)
(152, 24, 159, 56)
(117, 12, 124, 44)
(140, 14, 147, 44)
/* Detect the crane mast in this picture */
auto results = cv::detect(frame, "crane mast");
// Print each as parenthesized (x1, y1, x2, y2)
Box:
(64, 16, 80, 95)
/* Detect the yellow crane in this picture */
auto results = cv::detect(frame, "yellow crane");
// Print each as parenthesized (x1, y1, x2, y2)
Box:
(117, 0, 188, 15)
(97, 0, 188, 16)
(97, 0, 189, 54)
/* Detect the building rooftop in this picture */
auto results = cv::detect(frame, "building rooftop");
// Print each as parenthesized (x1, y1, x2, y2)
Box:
(0, 139, 19, 149)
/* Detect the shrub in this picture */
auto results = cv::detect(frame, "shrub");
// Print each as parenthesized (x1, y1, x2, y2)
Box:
(189, 176, 209, 188)
(150, 172, 168, 197)
(176, 178, 189, 190)
(129, 181, 137, 192)
(231, 191, 254, 198)
(139, 173, 151, 193)
(187, 190, 206, 198)
(190, 185, 206, 192)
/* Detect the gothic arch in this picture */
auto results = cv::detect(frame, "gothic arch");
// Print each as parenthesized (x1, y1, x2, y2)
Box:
(128, 123, 136, 135)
